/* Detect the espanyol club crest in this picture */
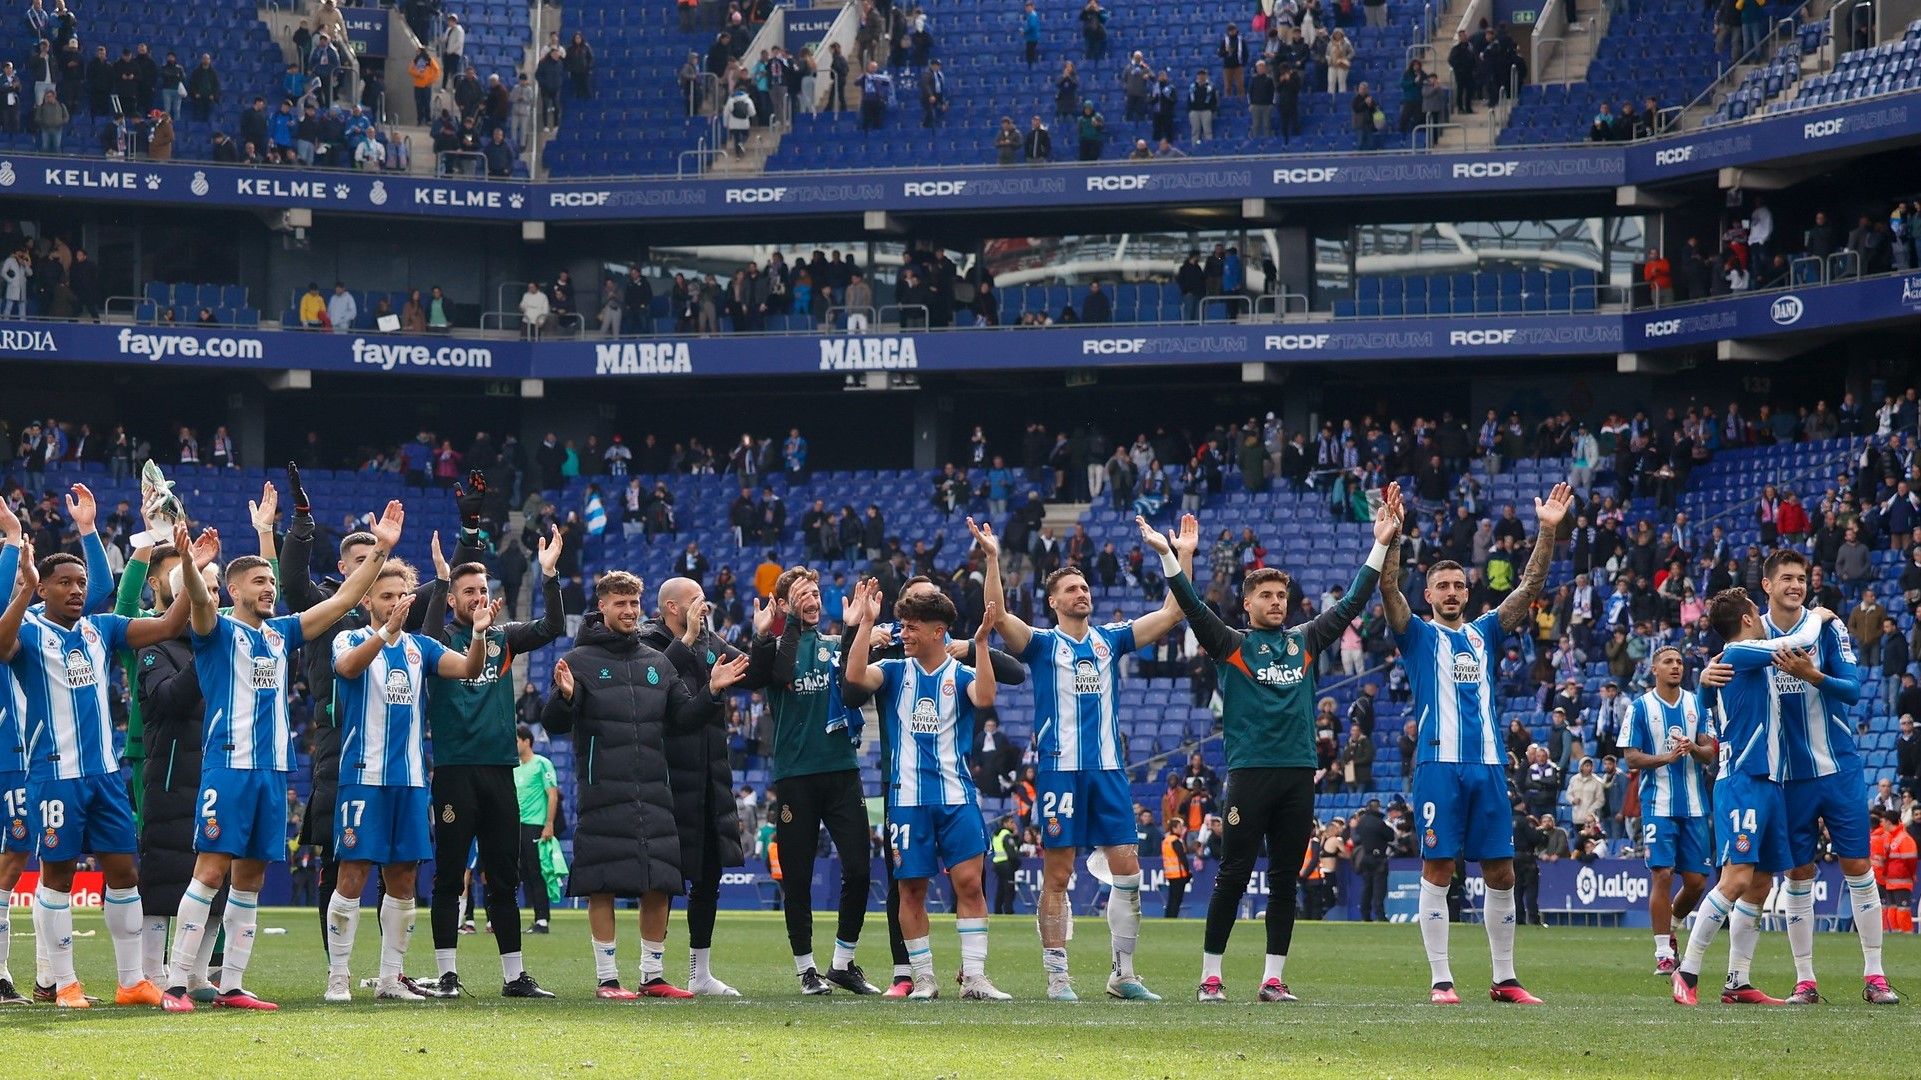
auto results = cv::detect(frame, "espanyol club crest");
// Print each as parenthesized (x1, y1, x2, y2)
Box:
(941, 680, 956, 697)
(1092, 642, 1109, 660)
(342, 827, 358, 849)
(1424, 828, 1438, 849)
(485, 640, 501, 658)
(80, 622, 99, 646)
(442, 804, 457, 823)
(203, 818, 221, 840)
(1046, 816, 1061, 837)
(404, 643, 422, 666)
(1464, 627, 1484, 653)
(817, 645, 831, 663)
(1287, 640, 1299, 656)
(780, 804, 793, 824)
(1226, 807, 1240, 826)
(263, 627, 283, 651)
(10, 818, 25, 840)
(1735, 833, 1752, 854)
(647, 667, 660, 685)
(44, 828, 58, 848)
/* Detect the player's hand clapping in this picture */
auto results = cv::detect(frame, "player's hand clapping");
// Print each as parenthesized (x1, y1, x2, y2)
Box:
(552, 658, 575, 700)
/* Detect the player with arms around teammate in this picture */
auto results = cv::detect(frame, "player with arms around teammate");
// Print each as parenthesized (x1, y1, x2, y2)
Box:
(158, 501, 409, 1011)
(1379, 482, 1571, 1005)
(1751, 548, 1897, 1005)
(0, 514, 207, 1009)
(1617, 646, 1714, 976)
(1152, 485, 1400, 1002)
(417, 515, 565, 1000)
(546, 571, 749, 1000)
(326, 527, 494, 1003)
(844, 579, 1010, 1000)
(743, 566, 879, 995)
(970, 515, 1185, 1002)
(1671, 590, 1832, 1006)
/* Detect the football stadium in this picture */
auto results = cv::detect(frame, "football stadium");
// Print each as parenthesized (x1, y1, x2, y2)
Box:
(0, 0, 1919, 1072)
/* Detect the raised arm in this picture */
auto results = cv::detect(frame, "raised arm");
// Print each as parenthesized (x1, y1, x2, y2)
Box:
(276, 464, 326, 611)
(336, 593, 413, 680)
(1304, 484, 1399, 654)
(840, 578, 887, 695)
(967, 516, 1032, 655)
(115, 542, 151, 618)
(125, 524, 209, 649)
(180, 520, 219, 637)
(541, 658, 579, 736)
(504, 525, 566, 653)
(0, 539, 25, 663)
(298, 499, 402, 640)
(1720, 607, 1830, 671)
(968, 600, 998, 708)
(436, 598, 498, 680)
(1495, 482, 1573, 632)
(1149, 514, 1240, 660)
(1771, 625, 1861, 705)
(249, 480, 279, 564)
(68, 484, 113, 614)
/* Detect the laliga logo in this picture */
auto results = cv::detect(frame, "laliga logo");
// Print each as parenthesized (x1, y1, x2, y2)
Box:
(1273, 167, 1338, 183)
(1082, 338, 1147, 354)
(1769, 295, 1804, 325)
(905, 180, 967, 196)
(1654, 146, 1694, 166)
(1449, 328, 1517, 345)
(725, 186, 788, 203)
(1452, 161, 1518, 178)
(1087, 174, 1150, 191)
(1575, 866, 1651, 905)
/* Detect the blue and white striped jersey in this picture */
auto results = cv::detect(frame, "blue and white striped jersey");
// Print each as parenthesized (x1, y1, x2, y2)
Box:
(1762, 608, 1862, 781)
(875, 656, 979, 808)
(1618, 688, 1709, 818)
(1020, 622, 1135, 773)
(0, 545, 23, 774)
(332, 628, 448, 788)
(1709, 615, 1825, 781)
(191, 613, 305, 773)
(10, 611, 130, 781)
(1394, 611, 1506, 767)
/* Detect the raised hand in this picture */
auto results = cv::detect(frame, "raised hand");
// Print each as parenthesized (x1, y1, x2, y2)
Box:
(1373, 481, 1404, 546)
(430, 531, 450, 582)
(189, 527, 221, 569)
(472, 596, 503, 634)
(709, 654, 751, 692)
(249, 481, 279, 534)
(65, 483, 97, 533)
(535, 525, 562, 577)
(0, 495, 19, 540)
(384, 592, 416, 634)
(1136, 515, 1172, 555)
(552, 658, 575, 699)
(1533, 482, 1574, 530)
(965, 516, 1000, 558)
(455, 470, 487, 527)
(285, 462, 310, 513)
(1172, 513, 1201, 558)
(751, 594, 777, 636)
(978, 600, 1000, 642)
(370, 500, 405, 550)
(16, 539, 37, 589)
(682, 595, 712, 645)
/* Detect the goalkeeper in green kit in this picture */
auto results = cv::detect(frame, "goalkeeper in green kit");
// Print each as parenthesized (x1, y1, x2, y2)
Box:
(1142, 481, 1401, 1004)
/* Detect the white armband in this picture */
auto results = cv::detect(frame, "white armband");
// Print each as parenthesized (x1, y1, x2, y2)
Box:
(129, 527, 168, 551)
(1158, 549, 1182, 578)
(380, 627, 401, 646)
(1365, 541, 1389, 572)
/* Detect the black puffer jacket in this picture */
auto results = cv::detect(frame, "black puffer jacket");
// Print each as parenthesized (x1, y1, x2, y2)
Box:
(135, 636, 226, 919)
(542, 614, 717, 898)
(640, 622, 745, 880)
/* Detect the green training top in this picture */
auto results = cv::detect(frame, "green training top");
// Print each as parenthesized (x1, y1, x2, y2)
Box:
(756, 620, 859, 781)
(1168, 551, 1382, 771)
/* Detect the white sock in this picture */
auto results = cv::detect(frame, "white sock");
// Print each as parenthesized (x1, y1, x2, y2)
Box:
(141, 916, 169, 982)
(1653, 932, 1675, 962)
(325, 892, 360, 978)
(1107, 872, 1141, 978)
(892, 962, 910, 979)
(1727, 900, 1762, 987)
(104, 885, 145, 988)
(434, 947, 458, 979)
(905, 935, 934, 981)
(1846, 872, 1884, 978)
(36, 886, 75, 987)
(191, 917, 219, 986)
(378, 896, 415, 982)
(690, 946, 712, 985)
(1041, 946, 1068, 974)
(167, 882, 217, 990)
(1483, 886, 1517, 984)
(1680, 891, 1731, 976)
(592, 937, 619, 983)
(831, 939, 856, 972)
(793, 951, 817, 975)
(1418, 879, 1453, 987)
(1201, 951, 1223, 980)
(957, 917, 988, 978)
(1263, 953, 1287, 983)
(501, 950, 524, 982)
(1784, 878, 1816, 983)
(0, 906, 11, 981)
(219, 890, 260, 993)
(640, 937, 665, 982)
(34, 905, 48, 988)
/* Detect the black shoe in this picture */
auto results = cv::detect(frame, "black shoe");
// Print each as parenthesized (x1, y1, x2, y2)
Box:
(526, 922, 551, 935)
(32, 983, 53, 1003)
(798, 968, 834, 995)
(0, 978, 27, 1005)
(825, 964, 881, 994)
(503, 973, 556, 999)
(429, 971, 465, 998)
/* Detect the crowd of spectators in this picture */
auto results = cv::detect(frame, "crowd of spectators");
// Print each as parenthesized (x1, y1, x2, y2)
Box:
(1642, 194, 1921, 304)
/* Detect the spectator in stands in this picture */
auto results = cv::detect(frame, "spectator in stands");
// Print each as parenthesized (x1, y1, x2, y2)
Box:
(0, 245, 29, 317)
(1126, 137, 1151, 160)
(409, 47, 440, 125)
(146, 109, 171, 161)
(1587, 101, 1613, 141)
(566, 31, 595, 100)
(26, 42, 54, 119)
(1122, 51, 1151, 122)
(536, 45, 564, 127)
(1076, 100, 1105, 159)
(918, 59, 947, 128)
(33, 88, 64, 152)
(1185, 69, 1215, 144)
(441, 14, 466, 88)
(995, 116, 1020, 164)
(1364, 0, 1388, 28)
(154, 52, 182, 120)
(1447, 29, 1475, 112)
(1642, 247, 1671, 306)
(724, 84, 754, 155)
(1055, 60, 1079, 121)
(484, 128, 514, 177)
(1080, 0, 1109, 61)
(1246, 59, 1275, 137)
(858, 61, 890, 132)
(827, 42, 849, 113)
(1897, 715, 1917, 795)
(1082, 281, 1112, 323)
(1351, 81, 1379, 150)
(310, 34, 341, 108)
(297, 282, 325, 328)
(83, 43, 109, 118)
(1737, 0, 1768, 58)
(326, 282, 356, 333)
(1020, 114, 1051, 162)
(1022, 1, 1042, 66)
(519, 281, 553, 338)
(25, 0, 47, 43)
(210, 130, 238, 162)
(355, 125, 389, 169)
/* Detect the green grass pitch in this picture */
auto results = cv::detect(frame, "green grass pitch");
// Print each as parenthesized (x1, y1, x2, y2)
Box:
(5, 909, 1912, 1077)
